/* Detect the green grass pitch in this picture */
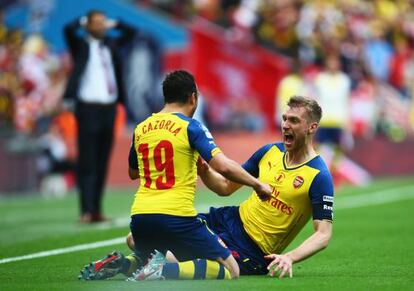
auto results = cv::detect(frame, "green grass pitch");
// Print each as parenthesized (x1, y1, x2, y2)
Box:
(1, 176, 414, 291)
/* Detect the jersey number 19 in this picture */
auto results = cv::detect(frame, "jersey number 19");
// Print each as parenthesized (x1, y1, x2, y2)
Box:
(138, 140, 175, 189)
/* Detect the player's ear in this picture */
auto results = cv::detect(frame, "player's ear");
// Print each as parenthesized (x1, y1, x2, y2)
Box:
(189, 92, 197, 107)
(308, 122, 318, 134)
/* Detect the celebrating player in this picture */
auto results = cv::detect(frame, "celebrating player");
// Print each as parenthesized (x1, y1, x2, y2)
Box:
(128, 95, 334, 279)
(196, 95, 334, 278)
(80, 95, 333, 280)
(79, 70, 272, 281)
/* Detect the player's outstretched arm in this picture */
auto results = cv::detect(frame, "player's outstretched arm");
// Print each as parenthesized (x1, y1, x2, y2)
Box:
(207, 153, 272, 201)
(265, 219, 332, 279)
(197, 158, 241, 196)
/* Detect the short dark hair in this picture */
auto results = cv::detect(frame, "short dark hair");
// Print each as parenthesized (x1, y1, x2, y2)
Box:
(162, 70, 197, 104)
(87, 10, 105, 22)
(287, 95, 322, 123)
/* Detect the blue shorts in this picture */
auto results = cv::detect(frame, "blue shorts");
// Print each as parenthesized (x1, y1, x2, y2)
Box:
(198, 206, 268, 275)
(316, 127, 343, 145)
(130, 214, 231, 262)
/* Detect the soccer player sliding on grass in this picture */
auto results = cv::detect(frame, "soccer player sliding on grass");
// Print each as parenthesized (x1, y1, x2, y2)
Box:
(79, 70, 272, 281)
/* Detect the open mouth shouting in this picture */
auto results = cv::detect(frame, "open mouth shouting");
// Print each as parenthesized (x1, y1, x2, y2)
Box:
(283, 132, 295, 147)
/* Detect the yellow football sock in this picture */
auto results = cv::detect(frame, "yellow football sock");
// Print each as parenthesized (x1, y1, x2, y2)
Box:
(178, 260, 195, 279)
(163, 259, 231, 280)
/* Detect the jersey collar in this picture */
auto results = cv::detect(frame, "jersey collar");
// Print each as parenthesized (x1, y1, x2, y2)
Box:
(282, 151, 319, 170)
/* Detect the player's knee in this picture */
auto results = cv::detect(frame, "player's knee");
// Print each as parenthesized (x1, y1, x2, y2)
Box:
(229, 263, 240, 279)
(126, 232, 135, 251)
(230, 269, 240, 279)
(220, 255, 240, 279)
(165, 250, 179, 263)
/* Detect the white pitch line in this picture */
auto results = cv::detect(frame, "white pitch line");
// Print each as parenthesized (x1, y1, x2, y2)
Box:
(335, 184, 414, 209)
(1, 184, 414, 265)
(0, 237, 125, 265)
(91, 217, 130, 230)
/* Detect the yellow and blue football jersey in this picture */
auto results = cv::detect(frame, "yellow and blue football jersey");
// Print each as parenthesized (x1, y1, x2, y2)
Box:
(128, 112, 221, 217)
(239, 143, 334, 255)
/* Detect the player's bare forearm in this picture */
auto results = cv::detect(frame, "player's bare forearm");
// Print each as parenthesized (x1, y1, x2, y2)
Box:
(265, 220, 332, 278)
(208, 154, 254, 186)
(198, 160, 241, 196)
(285, 219, 332, 263)
(208, 153, 272, 200)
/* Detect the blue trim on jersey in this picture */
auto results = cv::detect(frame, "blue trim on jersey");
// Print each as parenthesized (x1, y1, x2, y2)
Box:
(175, 113, 219, 162)
(308, 157, 334, 220)
(242, 143, 276, 178)
(274, 142, 285, 152)
(242, 141, 334, 221)
(128, 132, 138, 170)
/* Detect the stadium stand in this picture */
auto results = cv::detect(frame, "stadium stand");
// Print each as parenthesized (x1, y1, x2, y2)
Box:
(1, 0, 414, 193)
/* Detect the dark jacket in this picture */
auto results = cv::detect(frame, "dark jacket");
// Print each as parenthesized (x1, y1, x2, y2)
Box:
(63, 18, 136, 104)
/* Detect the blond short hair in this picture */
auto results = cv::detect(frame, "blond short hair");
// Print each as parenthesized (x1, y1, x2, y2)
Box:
(287, 96, 322, 123)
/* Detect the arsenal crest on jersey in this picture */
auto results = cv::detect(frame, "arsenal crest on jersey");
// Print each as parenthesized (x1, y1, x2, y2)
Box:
(293, 176, 304, 189)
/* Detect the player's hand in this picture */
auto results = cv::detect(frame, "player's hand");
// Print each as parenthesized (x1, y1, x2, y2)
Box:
(197, 157, 209, 176)
(254, 182, 272, 201)
(265, 254, 293, 279)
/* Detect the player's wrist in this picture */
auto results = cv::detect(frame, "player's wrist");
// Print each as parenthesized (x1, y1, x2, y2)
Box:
(251, 179, 262, 190)
(284, 252, 296, 264)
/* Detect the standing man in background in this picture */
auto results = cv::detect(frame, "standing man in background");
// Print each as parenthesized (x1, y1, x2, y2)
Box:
(274, 58, 306, 129)
(314, 53, 352, 178)
(63, 10, 135, 223)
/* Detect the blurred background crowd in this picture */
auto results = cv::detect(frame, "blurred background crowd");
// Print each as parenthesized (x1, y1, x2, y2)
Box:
(1, 0, 414, 195)
(139, 0, 414, 140)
